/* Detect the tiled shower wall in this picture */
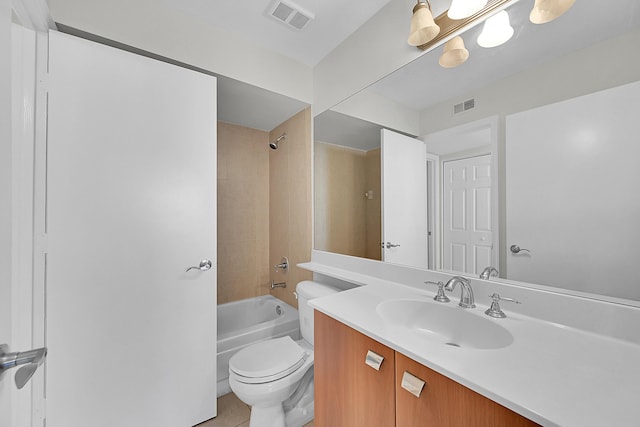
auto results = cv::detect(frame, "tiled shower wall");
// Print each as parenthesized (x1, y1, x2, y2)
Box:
(217, 122, 270, 304)
(217, 108, 312, 309)
(269, 108, 313, 308)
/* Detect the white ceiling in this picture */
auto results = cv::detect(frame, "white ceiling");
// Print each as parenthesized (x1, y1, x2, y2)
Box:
(216, 75, 308, 131)
(160, 0, 393, 67)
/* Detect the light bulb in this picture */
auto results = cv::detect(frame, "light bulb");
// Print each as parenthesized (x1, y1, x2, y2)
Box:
(448, 0, 488, 20)
(477, 10, 514, 48)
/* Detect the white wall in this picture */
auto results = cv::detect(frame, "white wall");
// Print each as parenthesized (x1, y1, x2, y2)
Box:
(47, 0, 313, 103)
(313, 0, 426, 114)
(419, 28, 640, 134)
(332, 88, 420, 136)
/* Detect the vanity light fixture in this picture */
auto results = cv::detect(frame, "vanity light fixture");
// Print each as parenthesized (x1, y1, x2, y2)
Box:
(438, 36, 469, 68)
(408, 1, 440, 46)
(477, 10, 514, 48)
(529, 0, 576, 24)
(448, 0, 488, 20)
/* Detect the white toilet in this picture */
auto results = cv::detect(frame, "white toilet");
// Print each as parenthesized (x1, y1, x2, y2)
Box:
(228, 281, 339, 427)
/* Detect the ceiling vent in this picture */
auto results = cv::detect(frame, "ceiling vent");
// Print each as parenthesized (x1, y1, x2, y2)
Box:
(453, 98, 475, 115)
(267, 0, 314, 31)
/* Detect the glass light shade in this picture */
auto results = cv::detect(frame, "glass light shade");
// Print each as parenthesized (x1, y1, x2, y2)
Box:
(448, 0, 488, 20)
(408, 2, 441, 46)
(530, 0, 576, 24)
(439, 36, 470, 68)
(477, 11, 514, 48)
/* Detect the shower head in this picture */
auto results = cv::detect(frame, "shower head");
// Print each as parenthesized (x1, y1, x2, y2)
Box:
(270, 133, 287, 150)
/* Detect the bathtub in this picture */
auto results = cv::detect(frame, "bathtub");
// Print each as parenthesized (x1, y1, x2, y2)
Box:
(217, 295, 300, 396)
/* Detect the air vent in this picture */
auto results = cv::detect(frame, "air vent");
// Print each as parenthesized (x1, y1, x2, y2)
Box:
(453, 98, 476, 115)
(267, 0, 314, 31)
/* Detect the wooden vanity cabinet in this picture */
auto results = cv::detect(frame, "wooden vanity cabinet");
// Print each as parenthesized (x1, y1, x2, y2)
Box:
(396, 353, 539, 427)
(314, 311, 540, 427)
(314, 311, 396, 427)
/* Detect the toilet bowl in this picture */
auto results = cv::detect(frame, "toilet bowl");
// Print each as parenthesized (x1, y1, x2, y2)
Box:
(228, 281, 340, 427)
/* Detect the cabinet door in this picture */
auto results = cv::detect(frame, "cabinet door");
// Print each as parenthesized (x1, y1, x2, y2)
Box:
(396, 353, 539, 427)
(315, 311, 396, 427)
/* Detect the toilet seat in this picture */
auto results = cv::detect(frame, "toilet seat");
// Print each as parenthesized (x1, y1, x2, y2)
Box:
(229, 336, 307, 384)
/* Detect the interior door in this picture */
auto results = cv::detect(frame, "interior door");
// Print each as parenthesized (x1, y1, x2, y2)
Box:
(442, 155, 493, 275)
(381, 128, 428, 268)
(505, 81, 640, 299)
(46, 31, 217, 427)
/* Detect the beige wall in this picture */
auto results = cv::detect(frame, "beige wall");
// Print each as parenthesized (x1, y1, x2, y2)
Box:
(365, 148, 381, 260)
(314, 143, 381, 261)
(314, 142, 367, 258)
(217, 122, 270, 304)
(269, 108, 313, 308)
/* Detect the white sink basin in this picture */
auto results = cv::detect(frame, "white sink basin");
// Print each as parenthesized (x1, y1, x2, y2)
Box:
(376, 299, 514, 350)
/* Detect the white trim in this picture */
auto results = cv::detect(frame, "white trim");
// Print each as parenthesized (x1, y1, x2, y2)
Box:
(11, 22, 37, 427)
(426, 153, 440, 270)
(11, 0, 54, 32)
(31, 29, 49, 427)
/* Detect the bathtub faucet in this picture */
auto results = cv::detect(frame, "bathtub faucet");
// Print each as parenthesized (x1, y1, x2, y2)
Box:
(271, 280, 287, 290)
(273, 257, 289, 272)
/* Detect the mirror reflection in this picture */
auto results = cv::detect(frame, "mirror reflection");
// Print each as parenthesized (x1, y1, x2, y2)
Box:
(314, 0, 640, 302)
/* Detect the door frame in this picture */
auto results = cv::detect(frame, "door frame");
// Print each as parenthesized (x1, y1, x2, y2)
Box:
(9, 1, 53, 425)
(423, 116, 500, 272)
(426, 153, 439, 270)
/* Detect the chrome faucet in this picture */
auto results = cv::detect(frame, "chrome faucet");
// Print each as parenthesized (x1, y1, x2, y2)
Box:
(444, 276, 475, 308)
(479, 266, 499, 280)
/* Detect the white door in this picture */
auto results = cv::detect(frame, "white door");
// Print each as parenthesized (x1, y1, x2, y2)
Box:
(381, 128, 428, 268)
(505, 81, 640, 300)
(46, 31, 217, 427)
(442, 155, 493, 275)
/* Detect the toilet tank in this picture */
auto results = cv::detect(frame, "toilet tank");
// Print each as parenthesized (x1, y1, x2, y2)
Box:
(296, 281, 340, 346)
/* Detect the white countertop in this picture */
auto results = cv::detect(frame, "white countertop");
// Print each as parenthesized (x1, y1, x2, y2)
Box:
(310, 281, 640, 427)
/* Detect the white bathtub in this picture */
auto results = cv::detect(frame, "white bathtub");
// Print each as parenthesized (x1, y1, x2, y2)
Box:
(217, 295, 300, 396)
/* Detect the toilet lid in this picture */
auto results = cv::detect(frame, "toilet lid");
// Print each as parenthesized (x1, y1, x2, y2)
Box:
(229, 336, 306, 384)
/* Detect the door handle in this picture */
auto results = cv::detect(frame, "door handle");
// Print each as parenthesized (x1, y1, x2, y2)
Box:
(0, 344, 47, 389)
(385, 242, 401, 249)
(510, 245, 530, 254)
(185, 259, 213, 272)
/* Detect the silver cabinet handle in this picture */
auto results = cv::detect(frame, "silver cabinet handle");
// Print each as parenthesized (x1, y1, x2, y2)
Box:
(510, 245, 530, 254)
(385, 242, 401, 249)
(365, 350, 384, 371)
(0, 344, 47, 389)
(185, 259, 212, 272)
(401, 371, 426, 398)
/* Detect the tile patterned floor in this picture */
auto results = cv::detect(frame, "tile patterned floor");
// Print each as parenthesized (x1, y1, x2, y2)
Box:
(196, 393, 314, 427)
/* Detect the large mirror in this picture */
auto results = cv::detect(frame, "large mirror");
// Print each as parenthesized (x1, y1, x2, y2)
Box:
(314, 0, 640, 303)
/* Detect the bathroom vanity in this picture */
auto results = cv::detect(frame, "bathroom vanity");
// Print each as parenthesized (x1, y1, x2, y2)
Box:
(304, 253, 640, 427)
(315, 311, 537, 426)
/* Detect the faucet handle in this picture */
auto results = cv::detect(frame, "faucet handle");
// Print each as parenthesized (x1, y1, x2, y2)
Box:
(424, 281, 450, 303)
(485, 293, 521, 318)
